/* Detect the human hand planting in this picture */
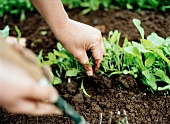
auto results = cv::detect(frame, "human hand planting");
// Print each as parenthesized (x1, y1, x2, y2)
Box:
(0, 42, 62, 115)
(30, 0, 106, 76)
(55, 19, 106, 76)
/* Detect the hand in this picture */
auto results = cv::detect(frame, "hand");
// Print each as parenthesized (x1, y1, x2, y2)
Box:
(30, 0, 106, 76)
(0, 42, 62, 115)
(0, 59, 62, 115)
(54, 19, 106, 76)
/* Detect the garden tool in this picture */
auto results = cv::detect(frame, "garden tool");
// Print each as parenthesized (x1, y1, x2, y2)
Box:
(0, 41, 89, 124)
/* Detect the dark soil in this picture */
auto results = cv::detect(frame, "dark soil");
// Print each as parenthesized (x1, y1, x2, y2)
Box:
(0, 8, 170, 124)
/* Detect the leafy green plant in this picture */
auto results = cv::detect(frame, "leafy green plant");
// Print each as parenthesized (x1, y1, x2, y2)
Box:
(101, 19, 170, 91)
(113, 0, 170, 11)
(1, 0, 170, 18)
(61, 0, 170, 14)
(130, 19, 170, 91)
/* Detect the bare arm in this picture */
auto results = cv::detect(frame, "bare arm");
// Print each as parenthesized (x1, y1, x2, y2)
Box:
(30, 0, 68, 34)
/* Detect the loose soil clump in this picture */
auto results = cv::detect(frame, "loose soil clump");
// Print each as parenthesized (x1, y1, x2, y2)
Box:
(0, 8, 170, 124)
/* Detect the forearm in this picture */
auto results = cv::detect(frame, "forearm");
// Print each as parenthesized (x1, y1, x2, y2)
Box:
(30, 0, 69, 35)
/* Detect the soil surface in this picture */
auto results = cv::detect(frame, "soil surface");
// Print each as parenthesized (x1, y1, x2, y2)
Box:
(0, 8, 170, 124)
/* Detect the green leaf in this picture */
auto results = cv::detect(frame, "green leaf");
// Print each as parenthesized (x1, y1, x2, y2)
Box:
(165, 37, 170, 46)
(132, 41, 151, 53)
(158, 85, 170, 91)
(57, 42, 64, 51)
(141, 39, 153, 48)
(0, 25, 10, 39)
(123, 70, 134, 75)
(142, 69, 157, 90)
(109, 71, 123, 77)
(81, 8, 92, 15)
(53, 49, 68, 58)
(156, 49, 170, 66)
(66, 68, 80, 77)
(165, 37, 170, 55)
(145, 55, 155, 67)
(164, 44, 170, 55)
(122, 37, 129, 49)
(53, 77, 62, 85)
(155, 69, 170, 84)
(38, 49, 43, 60)
(124, 46, 141, 60)
(132, 19, 144, 39)
(103, 38, 112, 49)
(43, 60, 55, 65)
(46, 52, 56, 60)
(147, 33, 165, 47)
(109, 30, 120, 45)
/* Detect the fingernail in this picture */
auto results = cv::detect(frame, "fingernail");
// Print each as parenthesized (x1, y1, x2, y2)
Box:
(86, 71, 93, 76)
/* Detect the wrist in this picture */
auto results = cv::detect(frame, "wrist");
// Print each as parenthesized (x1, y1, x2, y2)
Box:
(52, 18, 71, 39)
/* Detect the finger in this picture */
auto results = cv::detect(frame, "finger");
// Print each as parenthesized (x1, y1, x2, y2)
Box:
(93, 39, 106, 72)
(101, 38, 106, 56)
(91, 44, 105, 73)
(8, 100, 62, 115)
(74, 51, 93, 76)
(27, 83, 59, 103)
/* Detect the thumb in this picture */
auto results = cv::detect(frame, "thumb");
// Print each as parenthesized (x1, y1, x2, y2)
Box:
(74, 51, 93, 76)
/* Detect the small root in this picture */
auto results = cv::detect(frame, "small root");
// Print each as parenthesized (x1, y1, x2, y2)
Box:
(123, 110, 129, 124)
(99, 113, 102, 124)
(108, 111, 113, 124)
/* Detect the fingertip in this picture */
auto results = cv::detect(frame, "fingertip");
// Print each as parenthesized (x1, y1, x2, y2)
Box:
(86, 70, 93, 76)
(49, 88, 59, 103)
(83, 64, 93, 76)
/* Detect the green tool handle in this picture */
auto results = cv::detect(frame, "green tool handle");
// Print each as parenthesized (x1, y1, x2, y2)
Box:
(55, 96, 89, 124)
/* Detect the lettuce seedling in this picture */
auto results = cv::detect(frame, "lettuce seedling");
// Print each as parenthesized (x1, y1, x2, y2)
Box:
(131, 19, 170, 90)
(101, 19, 170, 91)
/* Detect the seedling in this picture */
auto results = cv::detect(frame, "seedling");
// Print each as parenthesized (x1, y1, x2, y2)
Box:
(100, 19, 170, 92)
(14, 25, 21, 43)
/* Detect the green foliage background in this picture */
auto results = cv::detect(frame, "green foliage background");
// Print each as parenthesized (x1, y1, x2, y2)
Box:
(0, 0, 34, 18)
(0, 0, 170, 18)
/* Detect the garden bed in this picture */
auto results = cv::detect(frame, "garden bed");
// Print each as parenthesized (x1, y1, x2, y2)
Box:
(0, 8, 170, 124)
